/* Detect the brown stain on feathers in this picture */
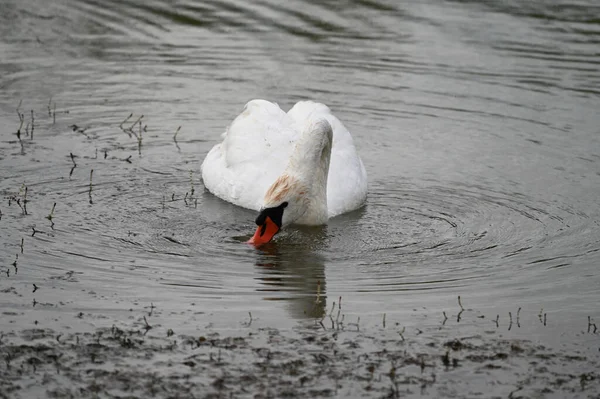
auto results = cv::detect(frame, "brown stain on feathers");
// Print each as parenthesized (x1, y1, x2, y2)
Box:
(265, 174, 305, 204)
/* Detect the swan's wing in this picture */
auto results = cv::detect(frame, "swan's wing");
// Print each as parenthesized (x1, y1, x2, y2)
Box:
(288, 101, 368, 217)
(201, 99, 299, 211)
(223, 99, 297, 166)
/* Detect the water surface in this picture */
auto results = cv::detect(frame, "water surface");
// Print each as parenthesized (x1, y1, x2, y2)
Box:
(1, 0, 599, 395)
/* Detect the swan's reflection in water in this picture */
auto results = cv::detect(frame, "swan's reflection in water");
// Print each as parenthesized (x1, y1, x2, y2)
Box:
(253, 226, 328, 319)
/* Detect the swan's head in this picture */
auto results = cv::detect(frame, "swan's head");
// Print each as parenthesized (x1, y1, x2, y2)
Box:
(248, 174, 310, 246)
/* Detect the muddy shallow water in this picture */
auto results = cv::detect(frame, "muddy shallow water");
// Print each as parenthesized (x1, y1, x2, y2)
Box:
(1, 0, 599, 397)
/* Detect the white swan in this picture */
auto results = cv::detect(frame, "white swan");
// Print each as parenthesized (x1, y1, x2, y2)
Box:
(201, 99, 367, 245)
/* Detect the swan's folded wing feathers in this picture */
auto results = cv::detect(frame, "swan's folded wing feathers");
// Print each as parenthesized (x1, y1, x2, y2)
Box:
(202, 99, 298, 211)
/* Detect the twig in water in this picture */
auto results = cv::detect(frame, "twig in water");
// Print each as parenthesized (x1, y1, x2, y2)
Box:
(517, 307, 521, 328)
(16, 100, 24, 127)
(189, 170, 195, 196)
(136, 120, 143, 155)
(398, 326, 405, 341)
(383, 313, 386, 328)
(588, 316, 598, 334)
(508, 312, 513, 331)
(129, 114, 144, 132)
(46, 202, 56, 221)
(30, 110, 34, 138)
(31, 226, 38, 237)
(142, 316, 152, 331)
(32, 284, 38, 293)
(458, 295, 464, 310)
(315, 280, 321, 304)
(173, 126, 182, 151)
(494, 314, 499, 328)
(538, 308, 544, 323)
(22, 186, 28, 215)
(442, 311, 448, 325)
(124, 155, 132, 164)
(89, 170, 94, 204)
(120, 113, 133, 128)
(20, 238, 24, 254)
(543, 313, 547, 326)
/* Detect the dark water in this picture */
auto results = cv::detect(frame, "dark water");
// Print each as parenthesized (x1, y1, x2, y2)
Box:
(1, 0, 599, 396)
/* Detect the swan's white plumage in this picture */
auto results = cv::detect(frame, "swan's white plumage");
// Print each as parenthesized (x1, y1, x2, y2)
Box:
(201, 99, 367, 219)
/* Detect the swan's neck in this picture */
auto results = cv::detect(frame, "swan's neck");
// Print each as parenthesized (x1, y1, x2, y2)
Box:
(287, 120, 332, 225)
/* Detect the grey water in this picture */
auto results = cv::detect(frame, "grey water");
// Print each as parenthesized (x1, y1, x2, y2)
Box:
(1, 0, 599, 353)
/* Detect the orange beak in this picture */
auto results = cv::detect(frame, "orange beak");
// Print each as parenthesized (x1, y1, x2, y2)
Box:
(248, 216, 280, 246)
